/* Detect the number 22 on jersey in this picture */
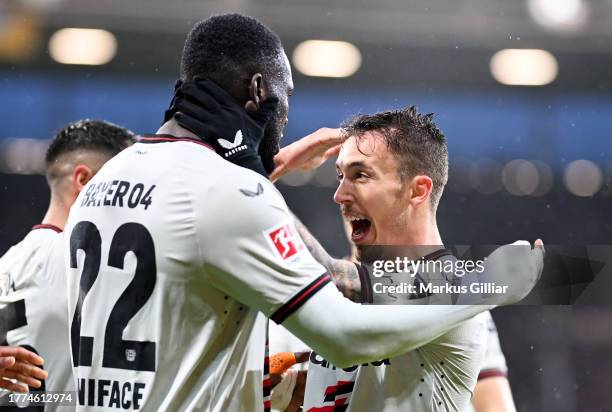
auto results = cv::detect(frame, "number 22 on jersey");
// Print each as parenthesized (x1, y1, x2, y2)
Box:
(69, 221, 157, 372)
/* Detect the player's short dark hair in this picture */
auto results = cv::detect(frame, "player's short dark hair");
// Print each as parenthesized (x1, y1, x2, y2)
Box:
(46, 119, 134, 167)
(342, 106, 449, 209)
(180, 13, 285, 91)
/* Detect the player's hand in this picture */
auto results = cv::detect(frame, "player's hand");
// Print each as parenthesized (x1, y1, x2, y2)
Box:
(270, 351, 310, 388)
(270, 128, 345, 182)
(0, 346, 47, 393)
(269, 351, 309, 410)
(483, 239, 545, 305)
(165, 77, 278, 177)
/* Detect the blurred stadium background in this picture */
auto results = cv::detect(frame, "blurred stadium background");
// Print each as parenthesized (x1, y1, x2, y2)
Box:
(0, 0, 610, 410)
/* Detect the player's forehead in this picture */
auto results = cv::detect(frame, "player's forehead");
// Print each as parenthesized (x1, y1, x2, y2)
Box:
(281, 51, 293, 89)
(336, 132, 391, 171)
(270, 50, 293, 95)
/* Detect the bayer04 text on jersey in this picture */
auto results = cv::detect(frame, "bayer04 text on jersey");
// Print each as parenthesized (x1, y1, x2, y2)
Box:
(80, 180, 156, 210)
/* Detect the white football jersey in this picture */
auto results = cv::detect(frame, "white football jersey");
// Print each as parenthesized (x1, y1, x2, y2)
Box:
(268, 323, 309, 368)
(0, 225, 75, 411)
(64, 135, 329, 412)
(303, 313, 487, 412)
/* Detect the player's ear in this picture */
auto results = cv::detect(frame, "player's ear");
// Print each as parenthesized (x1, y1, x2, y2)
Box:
(72, 164, 94, 192)
(410, 175, 433, 206)
(245, 73, 265, 112)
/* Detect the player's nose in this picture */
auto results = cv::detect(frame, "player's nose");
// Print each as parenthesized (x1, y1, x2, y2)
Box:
(333, 179, 353, 205)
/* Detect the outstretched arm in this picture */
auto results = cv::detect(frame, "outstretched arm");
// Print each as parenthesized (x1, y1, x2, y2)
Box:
(282, 241, 544, 368)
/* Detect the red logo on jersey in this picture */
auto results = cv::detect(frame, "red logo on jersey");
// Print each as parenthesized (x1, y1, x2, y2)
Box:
(266, 223, 304, 260)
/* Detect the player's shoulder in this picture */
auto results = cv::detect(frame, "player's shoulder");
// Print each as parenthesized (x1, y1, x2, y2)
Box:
(197, 159, 287, 212)
(25, 225, 62, 244)
(148, 138, 285, 204)
(191, 163, 295, 252)
(427, 310, 488, 351)
(475, 310, 494, 325)
(0, 227, 61, 288)
(1, 227, 60, 262)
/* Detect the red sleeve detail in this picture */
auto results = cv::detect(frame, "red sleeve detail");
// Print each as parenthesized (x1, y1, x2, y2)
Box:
(478, 369, 507, 380)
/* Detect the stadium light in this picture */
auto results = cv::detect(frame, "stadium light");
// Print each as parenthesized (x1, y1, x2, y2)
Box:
(527, 0, 588, 32)
(49, 28, 117, 65)
(531, 161, 554, 197)
(564, 160, 602, 197)
(292, 40, 361, 78)
(502, 159, 540, 196)
(490, 49, 558, 86)
(468, 158, 503, 195)
(0, 138, 48, 175)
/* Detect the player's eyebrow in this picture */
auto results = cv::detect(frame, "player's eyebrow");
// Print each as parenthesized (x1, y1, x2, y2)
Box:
(337, 160, 373, 173)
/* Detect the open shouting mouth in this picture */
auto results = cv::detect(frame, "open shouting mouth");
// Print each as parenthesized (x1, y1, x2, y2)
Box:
(347, 215, 372, 243)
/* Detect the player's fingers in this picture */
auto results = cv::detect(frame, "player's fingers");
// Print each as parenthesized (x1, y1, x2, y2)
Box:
(269, 169, 283, 183)
(294, 351, 311, 363)
(313, 128, 344, 146)
(0, 356, 15, 369)
(534, 239, 545, 254)
(9, 361, 48, 381)
(269, 373, 283, 389)
(323, 145, 342, 159)
(10, 347, 44, 366)
(530, 239, 545, 278)
(0, 369, 43, 389)
(0, 378, 29, 393)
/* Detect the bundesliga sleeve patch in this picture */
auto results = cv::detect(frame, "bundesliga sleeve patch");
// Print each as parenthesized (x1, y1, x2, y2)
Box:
(264, 222, 305, 261)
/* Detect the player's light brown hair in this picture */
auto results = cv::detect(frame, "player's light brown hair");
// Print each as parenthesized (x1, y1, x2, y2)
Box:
(342, 106, 449, 210)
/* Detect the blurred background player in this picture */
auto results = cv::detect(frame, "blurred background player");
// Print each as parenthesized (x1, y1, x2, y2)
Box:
(0, 120, 134, 409)
(470, 314, 516, 412)
(63, 13, 540, 412)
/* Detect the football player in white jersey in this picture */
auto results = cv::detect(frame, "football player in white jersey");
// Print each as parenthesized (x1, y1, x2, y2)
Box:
(273, 107, 525, 411)
(469, 312, 516, 412)
(268, 156, 517, 412)
(64, 14, 542, 412)
(0, 120, 134, 409)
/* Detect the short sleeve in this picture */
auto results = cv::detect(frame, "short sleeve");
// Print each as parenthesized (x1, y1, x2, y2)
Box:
(195, 170, 330, 323)
(478, 311, 509, 379)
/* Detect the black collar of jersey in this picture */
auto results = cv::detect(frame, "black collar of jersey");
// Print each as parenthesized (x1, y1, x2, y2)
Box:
(138, 134, 214, 151)
(422, 248, 454, 261)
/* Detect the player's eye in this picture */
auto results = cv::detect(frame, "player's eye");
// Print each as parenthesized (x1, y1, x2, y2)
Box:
(355, 172, 369, 181)
(336, 173, 344, 181)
